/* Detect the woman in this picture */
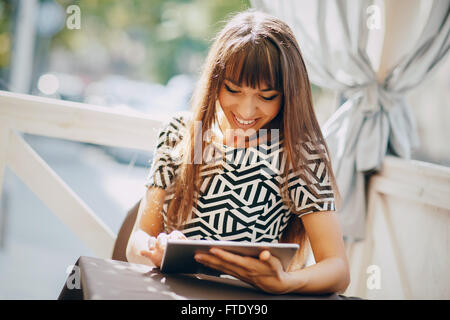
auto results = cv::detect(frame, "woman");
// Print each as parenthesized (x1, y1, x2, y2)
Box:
(126, 9, 350, 294)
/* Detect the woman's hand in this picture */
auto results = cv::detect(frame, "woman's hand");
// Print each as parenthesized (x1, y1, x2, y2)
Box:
(140, 230, 186, 268)
(194, 248, 298, 294)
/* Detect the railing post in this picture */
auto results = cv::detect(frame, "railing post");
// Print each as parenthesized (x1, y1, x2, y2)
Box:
(0, 90, 167, 257)
(5, 130, 117, 258)
(0, 118, 11, 249)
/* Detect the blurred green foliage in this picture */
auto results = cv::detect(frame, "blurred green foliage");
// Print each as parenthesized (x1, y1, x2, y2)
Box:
(52, 0, 250, 84)
(0, 0, 320, 95)
(0, 0, 13, 76)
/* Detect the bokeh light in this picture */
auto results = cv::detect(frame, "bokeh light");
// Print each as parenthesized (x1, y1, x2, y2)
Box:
(38, 73, 60, 95)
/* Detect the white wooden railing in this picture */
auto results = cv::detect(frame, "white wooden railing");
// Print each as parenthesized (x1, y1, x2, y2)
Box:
(1, 90, 449, 298)
(0, 90, 168, 258)
(345, 156, 450, 299)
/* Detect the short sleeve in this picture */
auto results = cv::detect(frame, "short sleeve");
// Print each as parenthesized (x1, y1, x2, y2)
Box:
(144, 112, 190, 190)
(288, 141, 336, 217)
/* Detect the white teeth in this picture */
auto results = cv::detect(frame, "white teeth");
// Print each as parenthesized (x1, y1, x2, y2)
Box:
(235, 115, 256, 125)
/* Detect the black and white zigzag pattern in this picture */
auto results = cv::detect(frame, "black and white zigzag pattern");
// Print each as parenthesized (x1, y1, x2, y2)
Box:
(145, 113, 336, 243)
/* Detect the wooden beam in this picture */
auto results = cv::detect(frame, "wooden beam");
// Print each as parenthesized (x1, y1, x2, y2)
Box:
(356, 185, 377, 297)
(0, 118, 10, 249)
(370, 175, 450, 211)
(0, 90, 167, 151)
(6, 130, 116, 258)
(379, 194, 413, 299)
(0, 118, 10, 198)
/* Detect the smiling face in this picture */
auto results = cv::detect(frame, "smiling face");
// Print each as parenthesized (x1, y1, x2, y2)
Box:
(209, 17, 285, 146)
(217, 78, 283, 141)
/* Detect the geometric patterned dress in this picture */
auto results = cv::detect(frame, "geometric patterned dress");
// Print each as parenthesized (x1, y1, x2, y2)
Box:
(145, 112, 336, 243)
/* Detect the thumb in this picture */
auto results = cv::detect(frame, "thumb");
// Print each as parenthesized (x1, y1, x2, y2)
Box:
(140, 249, 162, 267)
(259, 250, 283, 271)
(140, 250, 152, 258)
(259, 250, 271, 261)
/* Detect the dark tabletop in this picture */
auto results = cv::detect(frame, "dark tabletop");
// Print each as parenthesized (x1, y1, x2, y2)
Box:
(59, 256, 355, 300)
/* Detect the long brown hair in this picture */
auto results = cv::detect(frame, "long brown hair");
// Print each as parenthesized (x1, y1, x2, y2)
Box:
(165, 9, 341, 268)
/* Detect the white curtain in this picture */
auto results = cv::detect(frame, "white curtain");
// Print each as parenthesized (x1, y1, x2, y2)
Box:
(251, 0, 450, 241)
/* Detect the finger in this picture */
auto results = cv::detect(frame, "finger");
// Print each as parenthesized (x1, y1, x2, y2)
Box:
(260, 251, 284, 272)
(210, 248, 276, 276)
(209, 248, 253, 268)
(141, 249, 162, 266)
(195, 254, 264, 290)
(140, 250, 153, 259)
(195, 253, 250, 282)
(156, 233, 168, 250)
(168, 230, 186, 240)
(157, 232, 168, 243)
(195, 253, 247, 276)
(147, 236, 157, 249)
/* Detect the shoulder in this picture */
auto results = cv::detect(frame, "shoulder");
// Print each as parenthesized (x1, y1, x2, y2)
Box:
(157, 111, 193, 147)
(159, 110, 193, 134)
(287, 139, 330, 171)
(146, 111, 192, 190)
(288, 140, 336, 215)
(298, 140, 329, 161)
(287, 138, 333, 187)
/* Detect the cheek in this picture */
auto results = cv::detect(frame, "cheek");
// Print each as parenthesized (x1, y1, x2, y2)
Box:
(218, 91, 236, 110)
(264, 101, 282, 119)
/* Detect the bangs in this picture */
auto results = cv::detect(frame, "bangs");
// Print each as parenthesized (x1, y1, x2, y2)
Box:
(222, 38, 283, 91)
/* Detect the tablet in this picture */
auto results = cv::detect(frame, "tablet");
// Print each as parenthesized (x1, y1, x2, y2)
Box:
(160, 239, 299, 275)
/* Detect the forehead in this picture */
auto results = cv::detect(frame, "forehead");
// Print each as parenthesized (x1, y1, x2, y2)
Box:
(224, 78, 274, 90)
(221, 40, 282, 91)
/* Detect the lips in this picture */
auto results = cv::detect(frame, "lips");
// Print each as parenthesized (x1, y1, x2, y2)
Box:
(232, 113, 259, 129)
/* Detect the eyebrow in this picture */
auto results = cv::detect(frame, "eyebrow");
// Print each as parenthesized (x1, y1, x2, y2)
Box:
(225, 78, 276, 92)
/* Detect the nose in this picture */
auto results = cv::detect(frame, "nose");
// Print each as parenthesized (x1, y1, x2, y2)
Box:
(236, 96, 258, 120)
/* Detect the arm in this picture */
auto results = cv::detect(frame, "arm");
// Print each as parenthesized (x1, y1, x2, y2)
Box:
(127, 114, 189, 266)
(125, 186, 166, 266)
(283, 211, 350, 294)
(194, 210, 350, 294)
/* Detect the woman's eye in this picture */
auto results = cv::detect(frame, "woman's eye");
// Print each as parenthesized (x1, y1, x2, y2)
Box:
(261, 94, 278, 101)
(225, 84, 239, 93)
